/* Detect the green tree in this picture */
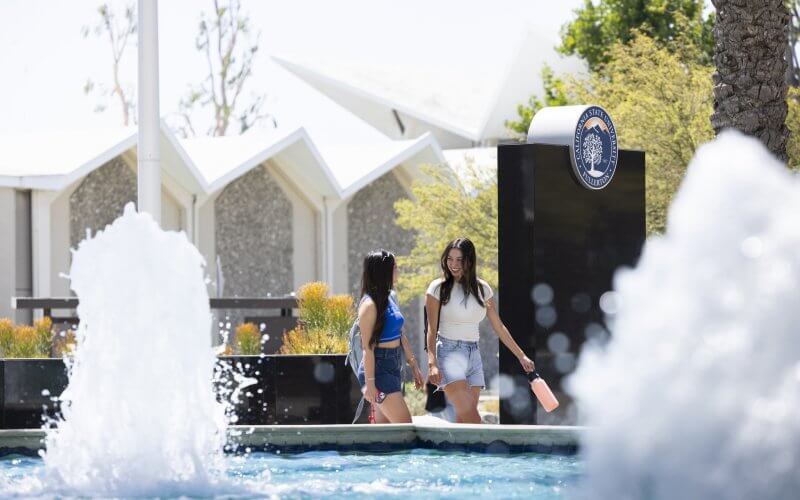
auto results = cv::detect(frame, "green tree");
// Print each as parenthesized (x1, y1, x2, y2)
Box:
(784, 88, 800, 169)
(393, 163, 498, 304)
(505, 65, 570, 140)
(569, 32, 714, 234)
(559, 0, 714, 70)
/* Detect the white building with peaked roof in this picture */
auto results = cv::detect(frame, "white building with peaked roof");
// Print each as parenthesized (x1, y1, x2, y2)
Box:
(0, 54, 528, 376)
(0, 119, 442, 359)
(274, 30, 584, 148)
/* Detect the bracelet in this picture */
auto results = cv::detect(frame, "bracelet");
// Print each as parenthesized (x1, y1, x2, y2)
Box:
(367, 377, 376, 381)
(407, 357, 417, 365)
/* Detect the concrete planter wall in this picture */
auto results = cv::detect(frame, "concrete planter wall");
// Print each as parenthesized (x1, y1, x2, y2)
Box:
(217, 354, 366, 425)
(0, 354, 365, 429)
(0, 359, 67, 429)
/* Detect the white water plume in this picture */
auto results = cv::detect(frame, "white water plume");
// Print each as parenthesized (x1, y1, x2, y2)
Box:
(41, 204, 230, 496)
(570, 132, 800, 499)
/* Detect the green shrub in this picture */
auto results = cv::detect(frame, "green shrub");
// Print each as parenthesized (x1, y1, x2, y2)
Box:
(279, 282, 355, 354)
(8, 326, 42, 358)
(52, 329, 77, 358)
(297, 282, 329, 331)
(33, 317, 53, 357)
(326, 294, 355, 338)
(403, 381, 427, 417)
(1, 317, 57, 358)
(280, 327, 349, 355)
(235, 322, 262, 355)
(0, 318, 13, 356)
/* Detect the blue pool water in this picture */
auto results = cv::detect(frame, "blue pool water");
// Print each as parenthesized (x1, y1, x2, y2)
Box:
(0, 449, 583, 498)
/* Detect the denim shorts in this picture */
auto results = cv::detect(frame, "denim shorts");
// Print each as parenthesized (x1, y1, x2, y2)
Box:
(357, 346, 403, 395)
(435, 337, 485, 389)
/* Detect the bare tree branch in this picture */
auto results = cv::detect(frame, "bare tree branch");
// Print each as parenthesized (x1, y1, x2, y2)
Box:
(174, 0, 273, 136)
(83, 2, 136, 126)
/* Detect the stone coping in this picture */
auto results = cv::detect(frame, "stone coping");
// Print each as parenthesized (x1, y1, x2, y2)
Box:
(0, 424, 585, 457)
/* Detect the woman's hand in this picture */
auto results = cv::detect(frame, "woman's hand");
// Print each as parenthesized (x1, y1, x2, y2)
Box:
(428, 362, 442, 386)
(411, 363, 425, 390)
(364, 381, 378, 404)
(518, 354, 535, 373)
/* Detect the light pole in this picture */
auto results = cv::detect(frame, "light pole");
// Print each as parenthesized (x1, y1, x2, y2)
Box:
(137, 0, 161, 224)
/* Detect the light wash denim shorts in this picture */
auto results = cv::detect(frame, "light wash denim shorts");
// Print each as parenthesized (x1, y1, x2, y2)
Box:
(435, 336, 485, 389)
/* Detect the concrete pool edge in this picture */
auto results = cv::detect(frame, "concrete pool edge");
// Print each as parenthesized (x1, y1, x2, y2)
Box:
(0, 424, 585, 457)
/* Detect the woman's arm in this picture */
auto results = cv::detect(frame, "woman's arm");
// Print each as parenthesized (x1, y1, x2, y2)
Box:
(485, 297, 535, 372)
(358, 299, 379, 403)
(400, 331, 424, 389)
(425, 293, 442, 384)
(399, 330, 417, 365)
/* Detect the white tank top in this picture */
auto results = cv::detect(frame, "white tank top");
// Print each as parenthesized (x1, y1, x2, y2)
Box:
(426, 278, 493, 342)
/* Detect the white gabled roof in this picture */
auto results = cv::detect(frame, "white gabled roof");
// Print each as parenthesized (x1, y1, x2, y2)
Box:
(180, 127, 444, 199)
(0, 124, 444, 201)
(0, 122, 207, 193)
(178, 126, 336, 196)
(324, 133, 443, 198)
(273, 29, 584, 143)
(0, 59, 445, 198)
(0, 127, 137, 189)
(273, 55, 489, 141)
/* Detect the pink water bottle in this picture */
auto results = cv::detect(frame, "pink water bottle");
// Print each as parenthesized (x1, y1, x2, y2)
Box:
(528, 371, 559, 412)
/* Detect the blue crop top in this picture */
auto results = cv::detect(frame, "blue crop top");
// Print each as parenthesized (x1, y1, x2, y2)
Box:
(363, 293, 404, 343)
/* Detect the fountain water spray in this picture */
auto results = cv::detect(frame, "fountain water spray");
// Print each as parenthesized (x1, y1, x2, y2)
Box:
(42, 203, 230, 496)
(570, 131, 800, 500)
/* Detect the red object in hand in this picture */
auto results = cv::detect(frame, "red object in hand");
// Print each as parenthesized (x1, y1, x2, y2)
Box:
(368, 391, 386, 424)
(528, 371, 559, 412)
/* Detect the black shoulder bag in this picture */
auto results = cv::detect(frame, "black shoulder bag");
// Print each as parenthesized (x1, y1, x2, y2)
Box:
(423, 287, 447, 413)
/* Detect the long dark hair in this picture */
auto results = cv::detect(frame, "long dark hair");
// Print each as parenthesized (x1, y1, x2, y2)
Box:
(360, 249, 395, 349)
(439, 237, 485, 308)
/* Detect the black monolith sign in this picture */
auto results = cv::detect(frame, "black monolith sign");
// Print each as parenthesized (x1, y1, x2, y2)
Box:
(497, 143, 645, 424)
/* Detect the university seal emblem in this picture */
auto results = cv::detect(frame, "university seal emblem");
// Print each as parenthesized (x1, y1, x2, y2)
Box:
(571, 106, 618, 190)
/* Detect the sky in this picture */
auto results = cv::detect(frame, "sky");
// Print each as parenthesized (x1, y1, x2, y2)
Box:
(0, 0, 585, 135)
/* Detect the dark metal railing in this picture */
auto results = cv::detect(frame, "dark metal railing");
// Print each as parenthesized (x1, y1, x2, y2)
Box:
(12, 296, 299, 320)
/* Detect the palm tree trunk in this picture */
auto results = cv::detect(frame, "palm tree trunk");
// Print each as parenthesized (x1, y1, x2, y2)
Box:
(711, 0, 791, 161)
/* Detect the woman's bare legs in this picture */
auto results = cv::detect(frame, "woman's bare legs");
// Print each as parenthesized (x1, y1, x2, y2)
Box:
(471, 386, 481, 413)
(443, 381, 481, 423)
(373, 404, 388, 423)
(374, 392, 412, 423)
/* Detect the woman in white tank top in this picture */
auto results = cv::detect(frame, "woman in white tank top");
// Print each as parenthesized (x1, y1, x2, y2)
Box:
(425, 237, 535, 423)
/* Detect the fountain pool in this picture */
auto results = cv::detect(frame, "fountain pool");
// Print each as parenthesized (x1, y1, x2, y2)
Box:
(0, 449, 582, 498)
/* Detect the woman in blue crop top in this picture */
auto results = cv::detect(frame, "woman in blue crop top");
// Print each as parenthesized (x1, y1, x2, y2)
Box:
(357, 250, 424, 423)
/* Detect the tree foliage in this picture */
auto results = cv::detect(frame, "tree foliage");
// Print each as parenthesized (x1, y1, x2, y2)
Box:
(82, 2, 137, 126)
(175, 0, 274, 137)
(393, 164, 498, 304)
(785, 87, 800, 169)
(505, 65, 570, 139)
(278, 282, 353, 354)
(509, 32, 714, 235)
(559, 0, 714, 70)
(569, 33, 715, 234)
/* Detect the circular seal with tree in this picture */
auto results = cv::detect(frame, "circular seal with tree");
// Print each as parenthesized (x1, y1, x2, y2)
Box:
(571, 106, 618, 190)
